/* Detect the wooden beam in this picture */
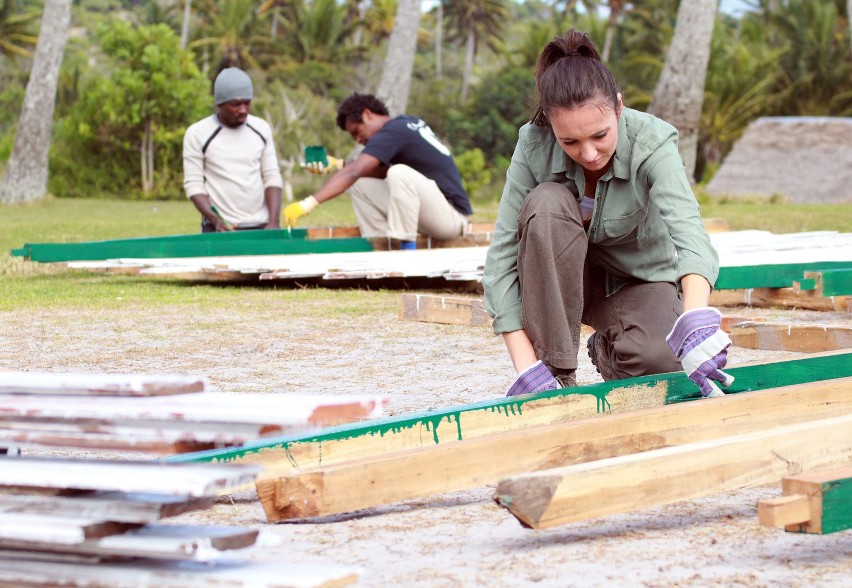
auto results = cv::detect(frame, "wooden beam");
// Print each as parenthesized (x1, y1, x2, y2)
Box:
(171, 351, 852, 474)
(398, 294, 491, 325)
(256, 377, 852, 521)
(493, 414, 852, 529)
(710, 287, 848, 312)
(797, 268, 852, 296)
(0, 458, 261, 497)
(758, 467, 852, 534)
(729, 323, 852, 352)
(0, 559, 359, 588)
(715, 261, 851, 290)
(0, 372, 206, 396)
(0, 492, 212, 523)
(0, 524, 258, 561)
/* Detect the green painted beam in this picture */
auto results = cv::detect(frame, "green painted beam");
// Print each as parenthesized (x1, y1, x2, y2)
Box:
(167, 351, 852, 465)
(820, 476, 852, 534)
(12, 230, 374, 262)
(817, 268, 852, 296)
(715, 262, 851, 290)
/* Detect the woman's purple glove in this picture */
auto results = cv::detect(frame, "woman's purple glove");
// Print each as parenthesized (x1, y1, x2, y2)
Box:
(506, 360, 560, 397)
(666, 307, 735, 398)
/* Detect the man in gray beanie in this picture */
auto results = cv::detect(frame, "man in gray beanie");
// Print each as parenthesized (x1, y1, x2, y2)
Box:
(183, 67, 283, 232)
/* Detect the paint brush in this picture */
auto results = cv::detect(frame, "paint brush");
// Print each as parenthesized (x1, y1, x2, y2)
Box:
(209, 205, 233, 230)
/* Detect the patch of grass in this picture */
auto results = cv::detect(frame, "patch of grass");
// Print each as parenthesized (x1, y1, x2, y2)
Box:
(700, 199, 852, 233)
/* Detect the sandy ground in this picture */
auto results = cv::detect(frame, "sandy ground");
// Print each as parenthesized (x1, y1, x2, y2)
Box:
(1, 295, 850, 587)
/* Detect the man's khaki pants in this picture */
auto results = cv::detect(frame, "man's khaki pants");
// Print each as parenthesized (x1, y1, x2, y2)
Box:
(348, 165, 468, 241)
(517, 182, 683, 380)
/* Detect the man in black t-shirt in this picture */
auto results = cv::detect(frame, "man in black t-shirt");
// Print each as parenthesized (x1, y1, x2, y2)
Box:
(283, 93, 472, 249)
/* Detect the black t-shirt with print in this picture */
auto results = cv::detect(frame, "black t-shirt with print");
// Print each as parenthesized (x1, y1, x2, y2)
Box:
(362, 115, 473, 215)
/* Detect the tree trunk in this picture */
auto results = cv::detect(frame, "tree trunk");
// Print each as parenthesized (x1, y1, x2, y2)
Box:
(180, 0, 191, 49)
(0, 0, 72, 204)
(848, 0, 852, 57)
(460, 27, 475, 104)
(602, 0, 626, 63)
(647, 0, 718, 182)
(376, 0, 421, 116)
(435, 1, 443, 81)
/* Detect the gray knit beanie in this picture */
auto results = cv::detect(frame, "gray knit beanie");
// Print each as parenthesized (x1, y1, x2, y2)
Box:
(213, 68, 253, 105)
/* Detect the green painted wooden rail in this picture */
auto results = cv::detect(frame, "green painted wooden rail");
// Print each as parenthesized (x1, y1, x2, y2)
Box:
(714, 261, 851, 290)
(167, 351, 852, 465)
(11, 229, 374, 262)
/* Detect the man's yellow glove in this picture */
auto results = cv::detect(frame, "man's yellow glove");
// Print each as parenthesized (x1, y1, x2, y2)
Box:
(283, 195, 320, 227)
(304, 155, 344, 175)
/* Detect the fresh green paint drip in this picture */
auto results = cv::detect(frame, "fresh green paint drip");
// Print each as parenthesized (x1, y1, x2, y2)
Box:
(167, 352, 852, 465)
(818, 477, 852, 534)
(11, 230, 374, 262)
(715, 261, 851, 290)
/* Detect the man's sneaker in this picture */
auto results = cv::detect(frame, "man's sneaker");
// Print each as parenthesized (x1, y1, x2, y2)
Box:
(587, 332, 615, 381)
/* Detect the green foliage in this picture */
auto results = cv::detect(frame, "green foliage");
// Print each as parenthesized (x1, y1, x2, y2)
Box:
(50, 20, 210, 199)
(0, 0, 39, 60)
(454, 148, 492, 196)
(274, 0, 356, 64)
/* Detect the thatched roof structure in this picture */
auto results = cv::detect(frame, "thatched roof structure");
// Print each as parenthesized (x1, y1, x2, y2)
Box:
(705, 117, 852, 203)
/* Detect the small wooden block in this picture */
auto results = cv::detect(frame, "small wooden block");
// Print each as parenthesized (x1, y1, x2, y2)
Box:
(702, 217, 730, 232)
(399, 293, 491, 326)
(758, 494, 811, 527)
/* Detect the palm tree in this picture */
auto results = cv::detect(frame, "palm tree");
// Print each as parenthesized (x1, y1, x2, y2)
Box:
(647, 0, 719, 181)
(0, 0, 72, 204)
(0, 0, 39, 60)
(274, 0, 354, 64)
(444, 0, 510, 104)
(188, 0, 265, 71)
(376, 0, 420, 115)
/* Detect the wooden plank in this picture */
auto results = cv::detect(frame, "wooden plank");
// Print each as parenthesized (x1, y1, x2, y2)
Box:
(758, 495, 812, 528)
(171, 351, 852, 473)
(0, 524, 258, 561)
(0, 492, 212, 523)
(710, 287, 848, 311)
(398, 293, 491, 325)
(729, 323, 852, 352)
(0, 392, 386, 428)
(493, 414, 852, 529)
(702, 217, 729, 232)
(758, 467, 852, 534)
(256, 377, 852, 521)
(715, 261, 852, 290)
(0, 513, 137, 544)
(14, 231, 372, 263)
(0, 373, 206, 397)
(0, 559, 358, 588)
(0, 458, 261, 497)
(797, 268, 852, 296)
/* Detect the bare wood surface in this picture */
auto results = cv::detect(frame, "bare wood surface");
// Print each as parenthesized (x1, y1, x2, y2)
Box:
(0, 458, 261, 497)
(257, 378, 852, 521)
(710, 287, 848, 311)
(758, 495, 811, 528)
(398, 293, 491, 325)
(730, 323, 852, 352)
(0, 558, 358, 588)
(779, 466, 852, 534)
(0, 372, 206, 396)
(0, 492, 212, 523)
(493, 413, 852, 529)
(0, 524, 258, 561)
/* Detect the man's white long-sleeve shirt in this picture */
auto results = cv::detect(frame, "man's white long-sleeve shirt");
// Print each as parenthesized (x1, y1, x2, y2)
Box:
(183, 114, 283, 226)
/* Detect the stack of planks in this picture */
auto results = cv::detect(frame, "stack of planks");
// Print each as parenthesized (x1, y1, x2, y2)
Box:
(0, 371, 385, 587)
(0, 371, 386, 453)
(165, 351, 852, 535)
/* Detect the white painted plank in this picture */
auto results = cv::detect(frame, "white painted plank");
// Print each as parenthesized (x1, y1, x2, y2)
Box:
(0, 513, 134, 544)
(0, 372, 206, 396)
(0, 392, 387, 426)
(0, 492, 211, 523)
(0, 524, 258, 561)
(0, 559, 359, 588)
(64, 231, 852, 283)
(0, 458, 261, 496)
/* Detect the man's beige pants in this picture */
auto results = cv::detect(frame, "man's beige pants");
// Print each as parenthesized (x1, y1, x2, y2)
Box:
(348, 165, 468, 241)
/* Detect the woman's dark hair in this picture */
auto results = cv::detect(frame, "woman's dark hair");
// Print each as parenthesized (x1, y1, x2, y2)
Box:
(336, 93, 390, 130)
(531, 29, 621, 127)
